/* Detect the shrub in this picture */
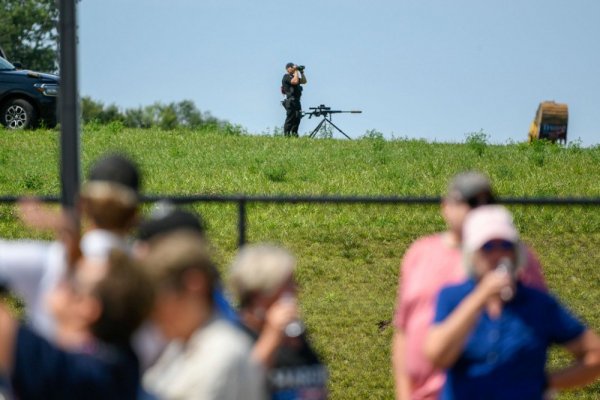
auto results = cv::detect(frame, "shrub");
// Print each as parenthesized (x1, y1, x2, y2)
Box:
(465, 130, 488, 156)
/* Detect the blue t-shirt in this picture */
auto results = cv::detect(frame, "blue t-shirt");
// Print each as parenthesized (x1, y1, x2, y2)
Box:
(12, 325, 140, 400)
(213, 285, 240, 324)
(434, 280, 585, 400)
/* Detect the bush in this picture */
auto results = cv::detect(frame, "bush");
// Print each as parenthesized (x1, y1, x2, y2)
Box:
(465, 130, 489, 156)
(360, 129, 385, 141)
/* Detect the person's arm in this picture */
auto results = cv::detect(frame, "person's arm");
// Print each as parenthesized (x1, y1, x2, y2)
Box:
(391, 330, 411, 400)
(290, 68, 303, 85)
(17, 198, 65, 233)
(390, 242, 422, 400)
(424, 271, 511, 369)
(299, 71, 307, 84)
(290, 72, 300, 85)
(0, 305, 18, 374)
(0, 239, 53, 306)
(251, 298, 297, 367)
(548, 329, 600, 390)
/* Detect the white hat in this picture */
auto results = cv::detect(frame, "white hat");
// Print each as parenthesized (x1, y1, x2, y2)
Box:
(463, 205, 519, 252)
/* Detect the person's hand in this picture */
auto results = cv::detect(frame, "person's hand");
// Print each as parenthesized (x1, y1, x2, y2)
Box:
(263, 296, 299, 335)
(476, 269, 513, 302)
(17, 198, 65, 232)
(251, 295, 300, 367)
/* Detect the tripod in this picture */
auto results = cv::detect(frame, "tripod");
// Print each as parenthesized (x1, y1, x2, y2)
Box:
(303, 104, 362, 139)
(308, 114, 352, 139)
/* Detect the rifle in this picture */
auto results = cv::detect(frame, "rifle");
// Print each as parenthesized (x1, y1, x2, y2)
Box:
(302, 104, 362, 139)
(302, 104, 362, 119)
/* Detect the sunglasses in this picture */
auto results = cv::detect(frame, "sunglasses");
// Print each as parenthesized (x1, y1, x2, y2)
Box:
(446, 192, 495, 208)
(466, 193, 495, 208)
(481, 239, 515, 252)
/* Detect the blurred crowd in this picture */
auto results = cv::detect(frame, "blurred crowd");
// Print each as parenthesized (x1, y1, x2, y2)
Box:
(0, 153, 599, 400)
(0, 153, 327, 400)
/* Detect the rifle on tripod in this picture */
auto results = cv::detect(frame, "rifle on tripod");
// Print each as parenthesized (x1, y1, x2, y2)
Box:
(302, 104, 362, 139)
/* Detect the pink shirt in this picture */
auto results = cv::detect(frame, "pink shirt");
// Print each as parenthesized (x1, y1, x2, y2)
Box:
(393, 234, 546, 400)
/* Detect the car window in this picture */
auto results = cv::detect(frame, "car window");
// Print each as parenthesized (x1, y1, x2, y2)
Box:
(0, 57, 15, 71)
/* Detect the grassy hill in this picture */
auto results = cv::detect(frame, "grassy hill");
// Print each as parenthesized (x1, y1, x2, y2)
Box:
(1, 126, 600, 399)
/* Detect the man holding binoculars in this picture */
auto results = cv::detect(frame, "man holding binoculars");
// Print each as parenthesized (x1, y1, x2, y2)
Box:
(281, 62, 307, 137)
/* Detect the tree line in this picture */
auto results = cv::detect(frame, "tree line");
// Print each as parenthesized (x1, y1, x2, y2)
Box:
(81, 97, 241, 132)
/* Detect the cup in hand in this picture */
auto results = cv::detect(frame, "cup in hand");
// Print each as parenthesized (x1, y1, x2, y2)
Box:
(280, 293, 305, 338)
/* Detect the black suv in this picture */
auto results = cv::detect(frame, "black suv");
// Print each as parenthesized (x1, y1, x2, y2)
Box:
(0, 56, 59, 129)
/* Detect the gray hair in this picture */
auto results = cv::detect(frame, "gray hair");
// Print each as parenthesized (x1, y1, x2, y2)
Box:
(229, 244, 296, 306)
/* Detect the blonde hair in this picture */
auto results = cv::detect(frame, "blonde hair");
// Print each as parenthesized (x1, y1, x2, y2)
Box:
(229, 244, 296, 307)
(80, 181, 138, 230)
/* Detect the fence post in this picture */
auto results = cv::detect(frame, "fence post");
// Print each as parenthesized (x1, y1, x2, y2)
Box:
(58, 0, 81, 209)
(237, 198, 247, 248)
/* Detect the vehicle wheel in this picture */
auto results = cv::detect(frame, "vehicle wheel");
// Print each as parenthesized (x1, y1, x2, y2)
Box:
(1, 99, 36, 129)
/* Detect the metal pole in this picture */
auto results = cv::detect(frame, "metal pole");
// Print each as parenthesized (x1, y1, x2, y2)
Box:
(58, 0, 80, 208)
(238, 199, 247, 247)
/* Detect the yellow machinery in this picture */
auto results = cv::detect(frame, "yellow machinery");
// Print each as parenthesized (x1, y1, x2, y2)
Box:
(528, 101, 568, 144)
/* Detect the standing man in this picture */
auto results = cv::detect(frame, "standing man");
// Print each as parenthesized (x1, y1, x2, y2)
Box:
(142, 231, 263, 400)
(391, 172, 547, 400)
(282, 62, 307, 137)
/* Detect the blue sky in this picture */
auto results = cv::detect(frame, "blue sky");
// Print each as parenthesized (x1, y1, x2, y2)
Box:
(78, 0, 600, 145)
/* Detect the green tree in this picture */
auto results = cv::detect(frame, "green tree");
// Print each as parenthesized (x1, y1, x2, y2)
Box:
(124, 108, 151, 129)
(159, 103, 178, 130)
(0, 0, 59, 72)
(81, 96, 123, 124)
(176, 100, 203, 128)
(81, 96, 104, 123)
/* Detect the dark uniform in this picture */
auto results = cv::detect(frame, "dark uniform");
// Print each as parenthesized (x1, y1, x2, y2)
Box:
(241, 326, 328, 399)
(282, 73, 303, 137)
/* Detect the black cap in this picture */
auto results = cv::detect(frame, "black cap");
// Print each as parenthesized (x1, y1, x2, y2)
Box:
(137, 203, 205, 241)
(446, 171, 496, 208)
(88, 154, 140, 194)
(285, 62, 295, 69)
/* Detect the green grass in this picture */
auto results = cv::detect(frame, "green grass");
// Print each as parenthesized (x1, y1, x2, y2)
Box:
(1, 126, 600, 399)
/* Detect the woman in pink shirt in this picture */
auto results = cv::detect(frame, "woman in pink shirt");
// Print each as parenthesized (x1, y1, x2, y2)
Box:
(392, 172, 546, 400)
